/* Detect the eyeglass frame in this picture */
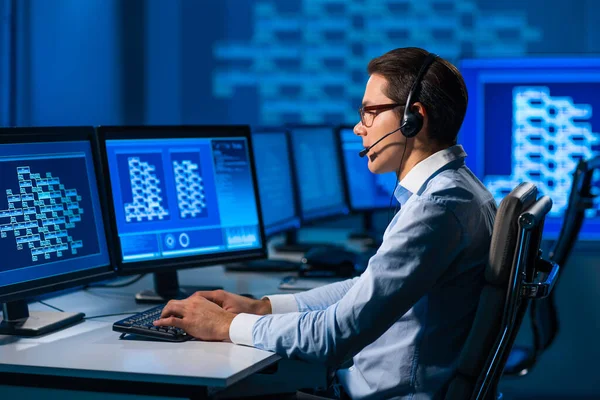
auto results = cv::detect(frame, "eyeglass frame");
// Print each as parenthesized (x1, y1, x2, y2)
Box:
(358, 103, 402, 127)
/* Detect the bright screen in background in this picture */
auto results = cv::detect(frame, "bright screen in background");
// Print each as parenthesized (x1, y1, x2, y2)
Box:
(288, 126, 349, 221)
(105, 137, 262, 263)
(251, 131, 300, 236)
(0, 141, 109, 287)
(460, 58, 600, 239)
(339, 128, 398, 211)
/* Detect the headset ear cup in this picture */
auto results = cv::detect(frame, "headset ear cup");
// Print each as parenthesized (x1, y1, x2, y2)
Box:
(401, 111, 423, 138)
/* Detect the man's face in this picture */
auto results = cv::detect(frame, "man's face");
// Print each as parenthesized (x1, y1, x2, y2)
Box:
(355, 74, 406, 174)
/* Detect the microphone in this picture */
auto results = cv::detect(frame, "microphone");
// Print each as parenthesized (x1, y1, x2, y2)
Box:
(358, 126, 403, 158)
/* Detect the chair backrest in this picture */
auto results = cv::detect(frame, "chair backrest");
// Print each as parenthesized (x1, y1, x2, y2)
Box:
(531, 156, 600, 354)
(445, 182, 539, 400)
(550, 156, 599, 268)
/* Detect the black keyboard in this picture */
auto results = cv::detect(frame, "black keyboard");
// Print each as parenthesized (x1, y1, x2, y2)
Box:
(113, 304, 192, 342)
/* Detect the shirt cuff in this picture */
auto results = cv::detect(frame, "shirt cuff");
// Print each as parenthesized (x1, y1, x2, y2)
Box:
(264, 294, 299, 314)
(229, 313, 262, 347)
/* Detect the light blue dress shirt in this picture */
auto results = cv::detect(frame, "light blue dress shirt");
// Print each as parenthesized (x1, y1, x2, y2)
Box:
(229, 145, 497, 399)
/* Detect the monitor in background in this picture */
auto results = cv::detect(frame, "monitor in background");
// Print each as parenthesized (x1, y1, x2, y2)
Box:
(460, 58, 600, 239)
(273, 125, 350, 254)
(224, 129, 303, 273)
(252, 129, 301, 237)
(0, 127, 113, 336)
(338, 126, 397, 245)
(288, 125, 349, 222)
(97, 126, 266, 303)
(338, 126, 398, 212)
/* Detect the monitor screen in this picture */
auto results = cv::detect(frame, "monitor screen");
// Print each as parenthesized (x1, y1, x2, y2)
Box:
(0, 140, 110, 290)
(460, 58, 600, 239)
(288, 126, 349, 221)
(251, 130, 300, 236)
(339, 127, 398, 211)
(104, 134, 264, 264)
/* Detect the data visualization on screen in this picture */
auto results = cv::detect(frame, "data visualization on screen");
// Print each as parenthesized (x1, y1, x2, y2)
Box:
(251, 130, 300, 236)
(104, 137, 263, 263)
(339, 127, 398, 211)
(288, 126, 349, 221)
(460, 58, 600, 239)
(0, 141, 110, 287)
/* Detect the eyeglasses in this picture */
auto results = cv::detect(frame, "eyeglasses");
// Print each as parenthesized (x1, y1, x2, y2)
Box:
(358, 103, 401, 127)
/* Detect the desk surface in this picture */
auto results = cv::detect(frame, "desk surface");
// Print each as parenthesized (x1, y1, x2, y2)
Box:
(0, 319, 278, 388)
(0, 265, 293, 389)
(0, 232, 352, 394)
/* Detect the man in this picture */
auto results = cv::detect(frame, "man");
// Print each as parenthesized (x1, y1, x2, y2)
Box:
(155, 47, 497, 399)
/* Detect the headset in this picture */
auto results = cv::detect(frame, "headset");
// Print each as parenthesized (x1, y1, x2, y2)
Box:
(400, 52, 438, 138)
(358, 52, 438, 158)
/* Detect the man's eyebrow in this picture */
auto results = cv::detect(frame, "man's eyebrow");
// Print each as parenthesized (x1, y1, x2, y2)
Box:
(361, 100, 372, 107)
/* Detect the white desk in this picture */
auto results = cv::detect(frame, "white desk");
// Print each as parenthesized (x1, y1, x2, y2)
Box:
(0, 265, 329, 399)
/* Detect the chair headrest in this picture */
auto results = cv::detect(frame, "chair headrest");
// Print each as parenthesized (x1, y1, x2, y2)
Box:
(486, 183, 537, 285)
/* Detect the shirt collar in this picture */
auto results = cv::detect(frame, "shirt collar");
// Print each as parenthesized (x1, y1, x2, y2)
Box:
(395, 144, 467, 202)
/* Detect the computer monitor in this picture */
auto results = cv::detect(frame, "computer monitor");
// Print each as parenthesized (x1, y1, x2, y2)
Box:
(97, 125, 267, 303)
(338, 125, 398, 211)
(251, 129, 301, 237)
(0, 127, 114, 336)
(460, 57, 600, 239)
(287, 125, 350, 222)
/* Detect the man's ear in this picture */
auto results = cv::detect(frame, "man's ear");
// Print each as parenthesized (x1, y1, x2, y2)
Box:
(411, 102, 427, 120)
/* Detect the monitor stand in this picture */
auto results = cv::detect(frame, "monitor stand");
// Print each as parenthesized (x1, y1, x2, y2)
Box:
(0, 300, 84, 337)
(347, 212, 381, 248)
(273, 231, 345, 254)
(135, 271, 223, 304)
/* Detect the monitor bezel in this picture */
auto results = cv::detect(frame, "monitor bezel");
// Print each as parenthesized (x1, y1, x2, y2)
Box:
(251, 126, 302, 237)
(285, 124, 350, 223)
(95, 125, 268, 275)
(0, 126, 116, 304)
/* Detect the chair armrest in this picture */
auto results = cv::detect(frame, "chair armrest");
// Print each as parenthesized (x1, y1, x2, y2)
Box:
(521, 259, 559, 299)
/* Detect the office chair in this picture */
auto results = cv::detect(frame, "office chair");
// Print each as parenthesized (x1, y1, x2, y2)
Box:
(504, 156, 600, 376)
(445, 182, 559, 400)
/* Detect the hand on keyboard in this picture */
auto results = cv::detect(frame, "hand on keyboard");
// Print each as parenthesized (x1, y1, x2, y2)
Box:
(113, 304, 191, 342)
(191, 289, 271, 315)
(153, 293, 236, 342)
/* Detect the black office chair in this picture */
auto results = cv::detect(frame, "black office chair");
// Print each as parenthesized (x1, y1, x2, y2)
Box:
(445, 182, 559, 400)
(504, 156, 600, 376)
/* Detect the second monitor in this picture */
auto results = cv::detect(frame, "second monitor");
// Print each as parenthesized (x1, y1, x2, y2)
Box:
(97, 125, 266, 303)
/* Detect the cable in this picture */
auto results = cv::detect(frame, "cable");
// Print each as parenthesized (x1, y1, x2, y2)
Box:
(38, 301, 138, 320)
(84, 312, 138, 320)
(38, 300, 64, 312)
(84, 274, 147, 289)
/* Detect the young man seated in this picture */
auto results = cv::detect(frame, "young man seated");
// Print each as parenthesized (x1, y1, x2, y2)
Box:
(155, 47, 497, 400)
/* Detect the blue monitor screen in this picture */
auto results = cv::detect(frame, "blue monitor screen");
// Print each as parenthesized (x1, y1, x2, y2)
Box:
(339, 128, 398, 211)
(0, 141, 110, 287)
(105, 137, 262, 263)
(288, 126, 349, 221)
(251, 131, 300, 236)
(460, 58, 600, 239)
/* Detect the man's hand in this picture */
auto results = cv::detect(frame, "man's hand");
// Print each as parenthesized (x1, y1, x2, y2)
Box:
(193, 289, 272, 315)
(153, 294, 236, 341)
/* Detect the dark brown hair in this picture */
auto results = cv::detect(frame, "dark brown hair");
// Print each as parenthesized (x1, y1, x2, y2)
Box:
(367, 47, 468, 145)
